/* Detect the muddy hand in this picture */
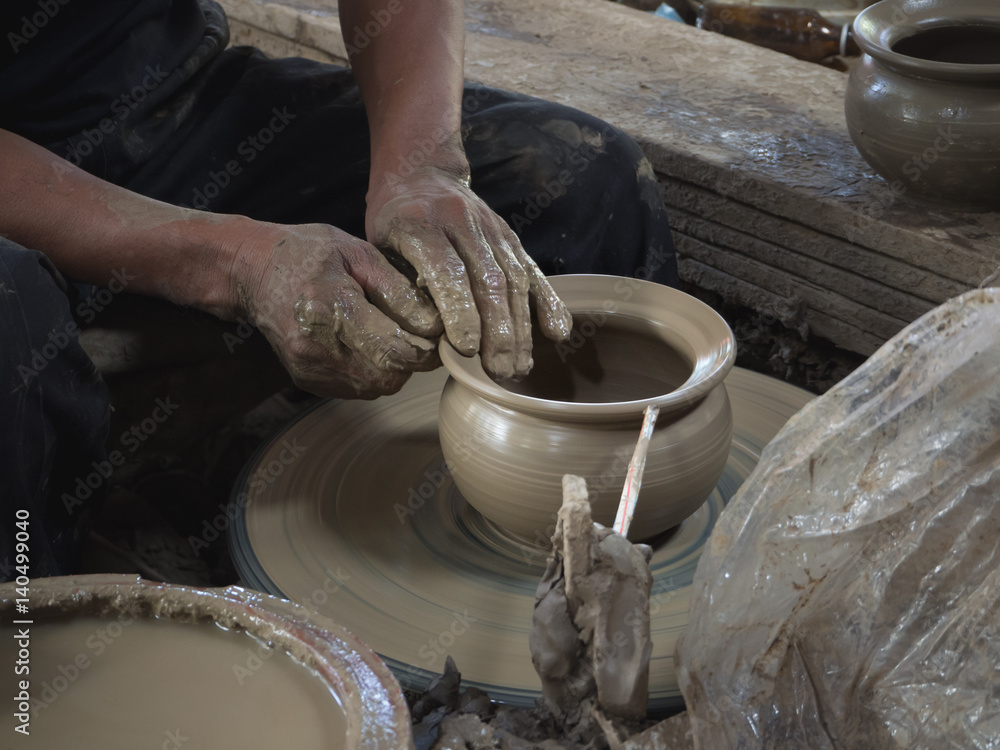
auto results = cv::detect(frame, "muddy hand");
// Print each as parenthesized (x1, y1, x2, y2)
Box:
(366, 166, 572, 381)
(236, 222, 443, 399)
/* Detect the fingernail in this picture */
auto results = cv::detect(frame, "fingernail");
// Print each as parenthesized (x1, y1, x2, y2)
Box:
(543, 308, 573, 341)
(512, 354, 533, 382)
(515, 348, 533, 375)
(413, 336, 438, 355)
(487, 351, 516, 380)
(449, 324, 480, 355)
(413, 307, 443, 334)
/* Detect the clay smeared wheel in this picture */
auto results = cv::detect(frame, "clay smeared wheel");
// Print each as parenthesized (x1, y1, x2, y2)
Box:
(230, 368, 811, 711)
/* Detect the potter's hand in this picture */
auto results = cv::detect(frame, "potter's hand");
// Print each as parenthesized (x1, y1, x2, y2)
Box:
(366, 166, 572, 381)
(237, 223, 442, 399)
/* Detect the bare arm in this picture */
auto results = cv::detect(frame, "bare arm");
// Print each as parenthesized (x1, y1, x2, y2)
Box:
(0, 128, 247, 316)
(341, 0, 571, 380)
(0, 128, 440, 398)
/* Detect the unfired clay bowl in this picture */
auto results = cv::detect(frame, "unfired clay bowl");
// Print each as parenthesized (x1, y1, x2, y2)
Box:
(846, 0, 1000, 209)
(438, 275, 736, 543)
(0, 575, 413, 749)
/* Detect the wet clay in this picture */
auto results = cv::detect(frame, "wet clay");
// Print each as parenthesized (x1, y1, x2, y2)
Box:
(530, 475, 653, 724)
(0, 616, 347, 749)
(892, 25, 1000, 64)
(502, 313, 692, 404)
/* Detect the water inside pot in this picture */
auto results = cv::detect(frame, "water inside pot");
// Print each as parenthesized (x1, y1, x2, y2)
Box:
(892, 25, 1000, 64)
(502, 313, 693, 403)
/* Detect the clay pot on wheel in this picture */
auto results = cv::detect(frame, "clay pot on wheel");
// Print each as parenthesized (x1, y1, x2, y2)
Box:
(438, 275, 736, 544)
(845, 0, 1000, 210)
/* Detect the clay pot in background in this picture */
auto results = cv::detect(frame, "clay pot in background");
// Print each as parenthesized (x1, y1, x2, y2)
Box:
(687, 0, 876, 27)
(438, 275, 735, 543)
(845, 0, 1000, 210)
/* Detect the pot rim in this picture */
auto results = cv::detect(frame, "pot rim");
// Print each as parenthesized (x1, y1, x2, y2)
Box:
(853, 0, 1000, 80)
(0, 574, 414, 749)
(438, 274, 736, 420)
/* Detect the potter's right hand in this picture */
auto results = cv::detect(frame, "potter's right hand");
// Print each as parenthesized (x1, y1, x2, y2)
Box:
(233, 222, 444, 399)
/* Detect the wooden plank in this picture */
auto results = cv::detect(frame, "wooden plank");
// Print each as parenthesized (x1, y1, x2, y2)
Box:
(669, 208, 936, 323)
(661, 181, 974, 302)
(678, 259, 887, 355)
(675, 234, 908, 342)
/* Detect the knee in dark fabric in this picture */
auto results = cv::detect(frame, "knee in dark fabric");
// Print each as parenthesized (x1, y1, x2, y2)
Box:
(0, 239, 110, 578)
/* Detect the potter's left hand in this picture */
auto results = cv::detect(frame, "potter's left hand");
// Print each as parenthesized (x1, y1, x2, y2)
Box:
(365, 166, 572, 381)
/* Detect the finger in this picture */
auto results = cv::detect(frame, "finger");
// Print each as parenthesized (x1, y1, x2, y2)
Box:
(504, 227, 573, 342)
(444, 213, 521, 380)
(342, 243, 443, 338)
(386, 227, 482, 358)
(482, 217, 533, 378)
(285, 346, 412, 400)
(293, 286, 439, 375)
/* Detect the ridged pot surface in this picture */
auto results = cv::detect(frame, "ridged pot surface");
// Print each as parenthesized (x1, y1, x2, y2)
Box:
(845, 0, 1000, 209)
(438, 275, 736, 542)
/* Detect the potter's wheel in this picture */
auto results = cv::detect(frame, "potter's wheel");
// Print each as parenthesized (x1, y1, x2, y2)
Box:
(230, 367, 811, 711)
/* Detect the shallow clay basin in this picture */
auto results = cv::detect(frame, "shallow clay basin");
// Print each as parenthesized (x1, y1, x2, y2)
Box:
(438, 275, 736, 543)
(0, 575, 413, 750)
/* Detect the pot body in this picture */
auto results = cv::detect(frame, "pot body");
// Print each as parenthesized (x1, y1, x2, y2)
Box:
(437, 275, 736, 543)
(845, 0, 1000, 210)
(439, 378, 733, 543)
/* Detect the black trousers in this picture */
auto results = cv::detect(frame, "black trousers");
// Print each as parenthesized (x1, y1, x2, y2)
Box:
(1, 48, 678, 577)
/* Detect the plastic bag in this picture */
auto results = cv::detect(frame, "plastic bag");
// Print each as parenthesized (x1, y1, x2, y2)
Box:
(677, 289, 1000, 749)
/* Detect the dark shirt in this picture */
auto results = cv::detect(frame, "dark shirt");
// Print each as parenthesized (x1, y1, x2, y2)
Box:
(0, 0, 227, 147)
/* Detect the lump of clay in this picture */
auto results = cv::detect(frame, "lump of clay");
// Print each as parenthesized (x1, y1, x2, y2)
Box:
(677, 289, 1000, 749)
(530, 475, 653, 725)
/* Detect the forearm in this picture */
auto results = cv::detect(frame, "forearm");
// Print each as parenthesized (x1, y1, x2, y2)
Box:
(0, 129, 261, 319)
(340, 0, 469, 190)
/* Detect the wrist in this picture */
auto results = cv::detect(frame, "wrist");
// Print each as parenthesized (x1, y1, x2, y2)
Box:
(172, 212, 279, 322)
(368, 134, 470, 201)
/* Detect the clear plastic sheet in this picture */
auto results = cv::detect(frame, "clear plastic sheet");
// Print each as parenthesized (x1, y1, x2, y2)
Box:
(677, 289, 1000, 749)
